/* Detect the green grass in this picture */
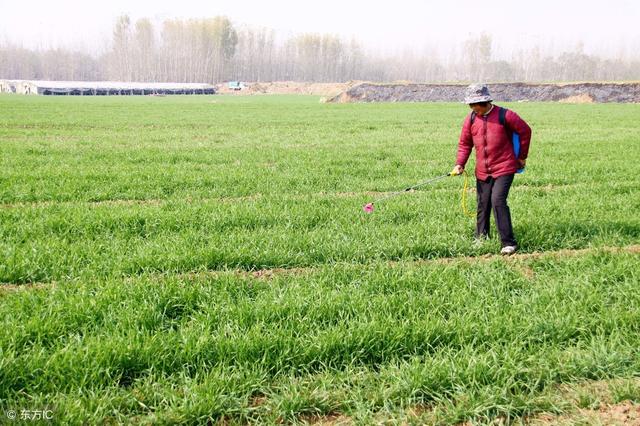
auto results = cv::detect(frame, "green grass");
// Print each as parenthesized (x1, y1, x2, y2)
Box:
(1, 94, 639, 424)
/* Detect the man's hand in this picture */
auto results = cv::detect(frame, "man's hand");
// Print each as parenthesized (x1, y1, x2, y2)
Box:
(517, 159, 526, 169)
(450, 165, 464, 176)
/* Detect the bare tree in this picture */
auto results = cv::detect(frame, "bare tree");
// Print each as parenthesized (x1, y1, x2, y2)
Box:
(109, 15, 133, 80)
(133, 18, 156, 82)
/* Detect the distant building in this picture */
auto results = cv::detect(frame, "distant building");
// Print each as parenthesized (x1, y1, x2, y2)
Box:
(0, 80, 216, 96)
(0, 80, 19, 93)
(228, 81, 246, 91)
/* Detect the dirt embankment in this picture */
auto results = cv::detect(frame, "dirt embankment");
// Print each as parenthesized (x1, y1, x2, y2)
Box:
(214, 81, 361, 97)
(326, 82, 640, 103)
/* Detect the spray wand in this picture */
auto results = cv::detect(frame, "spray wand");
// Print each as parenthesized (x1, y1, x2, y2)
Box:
(362, 172, 456, 214)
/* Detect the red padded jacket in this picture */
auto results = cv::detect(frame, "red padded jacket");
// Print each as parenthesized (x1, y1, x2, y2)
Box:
(456, 105, 532, 180)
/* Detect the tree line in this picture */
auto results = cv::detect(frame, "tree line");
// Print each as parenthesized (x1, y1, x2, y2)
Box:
(1, 15, 639, 83)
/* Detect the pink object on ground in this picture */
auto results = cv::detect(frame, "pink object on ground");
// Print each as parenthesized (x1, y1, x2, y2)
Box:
(363, 203, 374, 213)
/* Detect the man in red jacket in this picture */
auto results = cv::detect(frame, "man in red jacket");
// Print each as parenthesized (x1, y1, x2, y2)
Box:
(451, 84, 532, 255)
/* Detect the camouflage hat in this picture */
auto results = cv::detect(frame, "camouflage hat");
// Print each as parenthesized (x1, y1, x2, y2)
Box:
(464, 84, 493, 104)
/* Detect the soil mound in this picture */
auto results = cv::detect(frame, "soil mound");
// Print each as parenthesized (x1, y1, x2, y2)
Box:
(326, 82, 640, 103)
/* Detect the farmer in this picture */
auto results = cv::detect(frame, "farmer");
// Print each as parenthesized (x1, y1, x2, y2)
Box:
(451, 84, 532, 255)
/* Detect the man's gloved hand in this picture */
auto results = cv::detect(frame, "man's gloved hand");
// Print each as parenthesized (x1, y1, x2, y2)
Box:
(450, 165, 464, 176)
(517, 159, 526, 169)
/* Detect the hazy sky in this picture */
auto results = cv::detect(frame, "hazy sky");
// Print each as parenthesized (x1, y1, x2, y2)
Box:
(1, 0, 639, 57)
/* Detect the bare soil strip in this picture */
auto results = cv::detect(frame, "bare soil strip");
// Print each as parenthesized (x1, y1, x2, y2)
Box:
(175, 244, 640, 282)
(304, 378, 640, 425)
(0, 184, 586, 210)
(3, 245, 638, 290)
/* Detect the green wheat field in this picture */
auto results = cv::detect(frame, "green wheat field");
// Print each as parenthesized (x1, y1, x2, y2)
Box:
(1, 94, 639, 424)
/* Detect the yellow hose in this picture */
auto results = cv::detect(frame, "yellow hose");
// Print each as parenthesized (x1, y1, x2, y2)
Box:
(461, 170, 475, 218)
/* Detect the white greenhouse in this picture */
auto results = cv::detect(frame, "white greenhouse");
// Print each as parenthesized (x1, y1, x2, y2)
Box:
(0, 80, 215, 95)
